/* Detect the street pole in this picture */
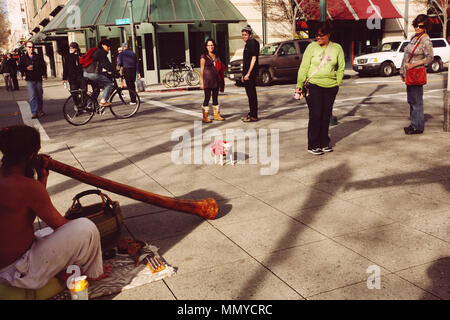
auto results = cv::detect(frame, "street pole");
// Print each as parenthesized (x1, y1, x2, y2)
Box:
(320, 0, 326, 21)
(261, 0, 266, 45)
(445, 51, 450, 131)
(320, 0, 338, 126)
(404, 0, 409, 39)
(128, 0, 136, 53)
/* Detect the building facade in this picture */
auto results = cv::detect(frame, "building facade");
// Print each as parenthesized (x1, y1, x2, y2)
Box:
(23, 0, 446, 83)
(0, 0, 29, 53)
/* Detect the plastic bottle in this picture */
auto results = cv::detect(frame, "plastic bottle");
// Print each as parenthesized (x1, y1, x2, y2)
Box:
(69, 276, 89, 300)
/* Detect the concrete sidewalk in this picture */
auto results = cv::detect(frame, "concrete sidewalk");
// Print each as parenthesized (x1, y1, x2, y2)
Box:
(0, 76, 449, 301)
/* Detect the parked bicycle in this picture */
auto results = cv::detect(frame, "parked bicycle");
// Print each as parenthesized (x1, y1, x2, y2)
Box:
(63, 74, 141, 126)
(163, 62, 200, 88)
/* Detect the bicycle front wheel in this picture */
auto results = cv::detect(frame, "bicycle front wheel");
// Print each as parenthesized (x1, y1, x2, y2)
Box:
(186, 70, 200, 86)
(163, 71, 179, 88)
(63, 93, 95, 126)
(109, 88, 141, 119)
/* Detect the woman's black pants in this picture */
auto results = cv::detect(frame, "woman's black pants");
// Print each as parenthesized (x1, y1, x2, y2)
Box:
(305, 84, 339, 150)
(203, 88, 219, 106)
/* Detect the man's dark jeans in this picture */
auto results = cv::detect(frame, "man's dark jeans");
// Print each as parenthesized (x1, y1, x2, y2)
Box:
(244, 77, 258, 118)
(123, 68, 137, 103)
(305, 84, 339, 150)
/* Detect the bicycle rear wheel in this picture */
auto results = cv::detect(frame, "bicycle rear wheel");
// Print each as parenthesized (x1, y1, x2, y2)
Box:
(109, 88, 141, 119)
(63, 93, 95, 126)
(163, 71, 179, 88)
(186, 70, 200, 86)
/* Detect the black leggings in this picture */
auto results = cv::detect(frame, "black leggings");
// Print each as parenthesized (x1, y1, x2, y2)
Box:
(203, 88, 219, 106)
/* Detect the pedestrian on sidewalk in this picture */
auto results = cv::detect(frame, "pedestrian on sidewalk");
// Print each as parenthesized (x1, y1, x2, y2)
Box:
(296, 21, 345, 155)
(18, 41, 47, 119)
(118, 42, 141, 105)
(400, 14, 433, 135)
(200, 38, 226, 123)
(5, 53, 19, 91)
(240, 25, 260, 122)
(0, 56, 12, 91)
(62, 42, 85, 106)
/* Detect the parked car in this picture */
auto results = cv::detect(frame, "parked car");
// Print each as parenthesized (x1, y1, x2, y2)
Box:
(353, 38, 449, 77)
(228, 39, 312, 86)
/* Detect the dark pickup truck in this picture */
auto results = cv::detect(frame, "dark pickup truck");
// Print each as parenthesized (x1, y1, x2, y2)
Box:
(227, 39, 312, 86)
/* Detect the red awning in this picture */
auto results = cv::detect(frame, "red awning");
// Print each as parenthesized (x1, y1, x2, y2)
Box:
(298, 0, 402, 21)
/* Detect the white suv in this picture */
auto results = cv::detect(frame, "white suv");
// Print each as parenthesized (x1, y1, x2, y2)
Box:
(353, 38, 449, 76)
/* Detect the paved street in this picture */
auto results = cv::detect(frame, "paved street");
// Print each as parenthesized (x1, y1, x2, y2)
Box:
(0, 71, 449, 301)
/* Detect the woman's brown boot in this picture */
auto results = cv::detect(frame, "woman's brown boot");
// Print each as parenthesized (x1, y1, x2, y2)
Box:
(213, 105, 225, 121)
(202, 106, 212, 123)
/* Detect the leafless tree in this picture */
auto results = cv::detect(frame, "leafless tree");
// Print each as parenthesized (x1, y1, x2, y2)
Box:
(254, 0, 349, 39)
(428, 0, 449, 39)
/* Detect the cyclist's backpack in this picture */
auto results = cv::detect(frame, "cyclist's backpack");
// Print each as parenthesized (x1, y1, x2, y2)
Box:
(79, 47, 97, 68)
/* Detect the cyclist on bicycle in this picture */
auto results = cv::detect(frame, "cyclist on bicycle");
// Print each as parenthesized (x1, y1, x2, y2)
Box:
(82, 39, 117, 107)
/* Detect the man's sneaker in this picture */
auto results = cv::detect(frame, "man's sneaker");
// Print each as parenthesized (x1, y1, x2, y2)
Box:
(99, 101, 111, 107)
(322, 146, 333, 153)
(308, 148, 324, 155)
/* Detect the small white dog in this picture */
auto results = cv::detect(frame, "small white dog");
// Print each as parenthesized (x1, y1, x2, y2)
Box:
(211, 140, 234, 166)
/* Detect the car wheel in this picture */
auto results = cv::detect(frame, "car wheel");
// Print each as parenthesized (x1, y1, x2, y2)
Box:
(429, 58, 442, 73)
(257, 69, 271, 86)
(380, 62, 394, 77)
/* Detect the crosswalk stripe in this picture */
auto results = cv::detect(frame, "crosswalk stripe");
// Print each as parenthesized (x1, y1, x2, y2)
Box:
(17, 101, 50, 141)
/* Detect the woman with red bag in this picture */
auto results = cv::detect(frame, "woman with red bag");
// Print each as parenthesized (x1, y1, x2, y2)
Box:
(400, 14, 433, 135)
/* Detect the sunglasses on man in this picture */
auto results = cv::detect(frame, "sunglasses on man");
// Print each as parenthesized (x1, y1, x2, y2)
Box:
(413, 23, 426, 29)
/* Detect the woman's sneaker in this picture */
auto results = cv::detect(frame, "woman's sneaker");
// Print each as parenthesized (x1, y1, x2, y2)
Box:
(322, 146, 333, 153)
(308, 148, 324, 155)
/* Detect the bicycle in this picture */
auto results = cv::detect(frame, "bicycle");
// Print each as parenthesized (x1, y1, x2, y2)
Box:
(63, 74, 141, 126)
(163, 62, 200, 88)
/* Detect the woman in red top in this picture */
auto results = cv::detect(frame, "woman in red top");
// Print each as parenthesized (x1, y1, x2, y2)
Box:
(200, 39, 225, 123)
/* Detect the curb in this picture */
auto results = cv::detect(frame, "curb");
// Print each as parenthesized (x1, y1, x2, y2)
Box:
(144, 86, 201, 93)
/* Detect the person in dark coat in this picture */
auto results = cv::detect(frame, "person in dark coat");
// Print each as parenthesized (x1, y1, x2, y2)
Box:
(5, 54, 19, 91)
(240, 25, 260, 122)
(18, 41, 47, 119)
(118, 42, 141, 104)
(62, 42, 85, 106)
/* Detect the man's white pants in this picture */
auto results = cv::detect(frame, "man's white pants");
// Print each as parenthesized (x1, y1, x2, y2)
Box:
(0, 218, 103, 289)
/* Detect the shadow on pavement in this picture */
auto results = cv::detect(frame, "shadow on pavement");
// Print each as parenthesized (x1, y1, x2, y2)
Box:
(422, 256, 450, 300)
(237, 163, 352, 299)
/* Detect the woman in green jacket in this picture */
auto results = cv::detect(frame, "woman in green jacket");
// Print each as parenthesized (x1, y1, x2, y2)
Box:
(296, 22, 345, 155)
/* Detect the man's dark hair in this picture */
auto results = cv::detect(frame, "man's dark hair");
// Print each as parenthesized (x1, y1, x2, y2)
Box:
(0, 125, 41, 173)
(316, 21, 333, 36)
(99, 39, 112, 48)
(203, 38, 217, 55)
(413, 14, 431, 32)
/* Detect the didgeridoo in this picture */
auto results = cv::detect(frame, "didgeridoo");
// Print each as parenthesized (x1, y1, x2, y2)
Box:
(42, 156, 218, 220)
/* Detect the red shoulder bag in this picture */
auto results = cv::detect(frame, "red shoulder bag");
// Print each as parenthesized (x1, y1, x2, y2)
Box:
(405, 35, 427, 86)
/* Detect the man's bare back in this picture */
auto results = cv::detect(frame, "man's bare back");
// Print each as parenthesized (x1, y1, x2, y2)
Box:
(0, 168, 67, 269)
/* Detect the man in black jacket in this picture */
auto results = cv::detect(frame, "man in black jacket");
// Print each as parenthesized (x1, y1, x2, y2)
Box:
(18, 41, 47, 119)
(83, 39, 115, 107)
(240, 25, 259, 122)
(4, 54, 19, 91)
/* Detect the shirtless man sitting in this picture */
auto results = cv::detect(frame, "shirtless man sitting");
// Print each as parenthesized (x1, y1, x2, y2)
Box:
(0, 125, 109, 289)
